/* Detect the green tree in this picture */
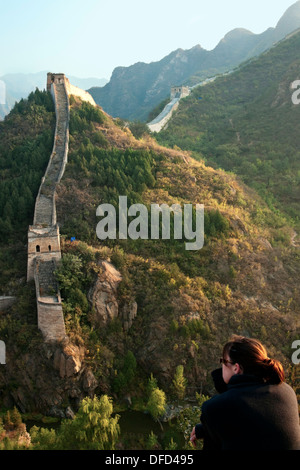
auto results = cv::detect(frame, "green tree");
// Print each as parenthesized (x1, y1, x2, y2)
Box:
(147, 373, 158, 397)
(54, 254, 83, 294)
(30, 426, 57, 450)
(10, 406, 22, 430)
(123, 350, 137, 384)
(129, 121, 150, 139)
(113, 350, 137, 393)
(3, 410, 13, 431)
(172, 365, 187, 401)
(57, 395, 120, 450)
(146, 431, 159, 450)
(176, 393, 209, 450)
(146, 387, 166, 424)
(165, 437, 177, 450)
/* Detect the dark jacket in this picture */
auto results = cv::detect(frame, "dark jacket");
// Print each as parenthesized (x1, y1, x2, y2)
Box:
(195, 369, 300, 450)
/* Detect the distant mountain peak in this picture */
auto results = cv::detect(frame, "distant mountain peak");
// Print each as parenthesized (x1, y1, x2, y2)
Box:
(275, 0, 300, 35)
(190, 44, 204, 51)
(216, 28, 255, 48)
(223, 28, 255, 40)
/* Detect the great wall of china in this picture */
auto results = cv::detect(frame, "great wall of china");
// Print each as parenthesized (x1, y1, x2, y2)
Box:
(147, 86, 190, 133)
(27, 73, 96, 342)
(147, 76, 222, 133)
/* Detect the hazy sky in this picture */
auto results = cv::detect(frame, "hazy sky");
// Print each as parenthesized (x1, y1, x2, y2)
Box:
(0, 0, 298, 79)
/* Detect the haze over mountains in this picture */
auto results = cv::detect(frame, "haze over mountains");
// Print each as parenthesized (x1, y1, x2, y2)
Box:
(88, 1, 300, 121)
(0, 72, 107, 120)
(1, 1, 300, 124)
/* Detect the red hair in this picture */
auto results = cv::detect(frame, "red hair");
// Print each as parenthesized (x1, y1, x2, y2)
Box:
(223, 335, 285, 384)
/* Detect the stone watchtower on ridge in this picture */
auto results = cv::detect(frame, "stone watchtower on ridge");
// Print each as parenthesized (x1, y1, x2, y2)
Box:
(170, 86, 190, 100)
(27, 225, 61, 282)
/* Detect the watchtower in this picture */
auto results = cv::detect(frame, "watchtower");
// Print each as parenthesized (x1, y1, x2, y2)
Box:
(47, 72, 66, 92)
(27, 224, 61, 281)
(170, 86, 190, 100)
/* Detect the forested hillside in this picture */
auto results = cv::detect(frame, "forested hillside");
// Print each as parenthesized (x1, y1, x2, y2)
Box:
(0, 90, 55, 289)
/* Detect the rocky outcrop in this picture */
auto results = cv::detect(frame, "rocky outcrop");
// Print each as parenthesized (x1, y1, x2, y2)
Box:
(0, 337, 98, 416)
(88, 260, 137, 331)
(88, 261, 122, 326)
(53, 340, 84, 378)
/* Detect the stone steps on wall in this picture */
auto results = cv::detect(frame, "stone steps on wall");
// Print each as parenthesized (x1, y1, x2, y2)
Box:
(37, 301, 66, 342)
(36, 258, 59, 298)
(34, 194, 53, 226)
(33, 80, 69, 226)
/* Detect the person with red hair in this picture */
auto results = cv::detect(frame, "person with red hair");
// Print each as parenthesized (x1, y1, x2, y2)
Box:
(190, 335, 300, 450)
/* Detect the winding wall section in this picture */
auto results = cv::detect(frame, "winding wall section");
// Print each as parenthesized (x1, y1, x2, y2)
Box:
(27, 73, 70, 342)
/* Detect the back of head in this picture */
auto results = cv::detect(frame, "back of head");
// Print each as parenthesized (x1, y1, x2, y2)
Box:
(223, 335, 285, 384)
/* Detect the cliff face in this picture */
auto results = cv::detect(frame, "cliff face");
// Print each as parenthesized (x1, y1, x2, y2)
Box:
(88, 260, 137, 331)
(89, 46, 208, 121)
(0, 334, 94, 415)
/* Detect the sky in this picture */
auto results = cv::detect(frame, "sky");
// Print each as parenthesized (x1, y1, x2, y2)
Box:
(0, 0, 298, 80)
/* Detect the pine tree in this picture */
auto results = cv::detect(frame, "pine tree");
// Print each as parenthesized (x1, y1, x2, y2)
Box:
(10, 407, 22, 430)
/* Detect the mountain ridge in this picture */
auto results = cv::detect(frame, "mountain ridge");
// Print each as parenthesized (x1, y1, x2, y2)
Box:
(155, 28, 300, 233)
(88, 1, 300, 121)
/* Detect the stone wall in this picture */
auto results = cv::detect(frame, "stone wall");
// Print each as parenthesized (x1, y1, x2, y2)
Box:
(27, 73, 98, 341)
(33, 78, 69, 228)
(27, 225, 61, 282)
(0, 296, 16, 311)
(147, 98, 180, 133)
(27, 73, 71, 342)
(65, 79, 96, 106)
(170, 86, 190, 100)
(148, 85, 191, 133)
(36, 300, 66, 342)
(48, 72, 96, 106)
(33, 256, 65, 342)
